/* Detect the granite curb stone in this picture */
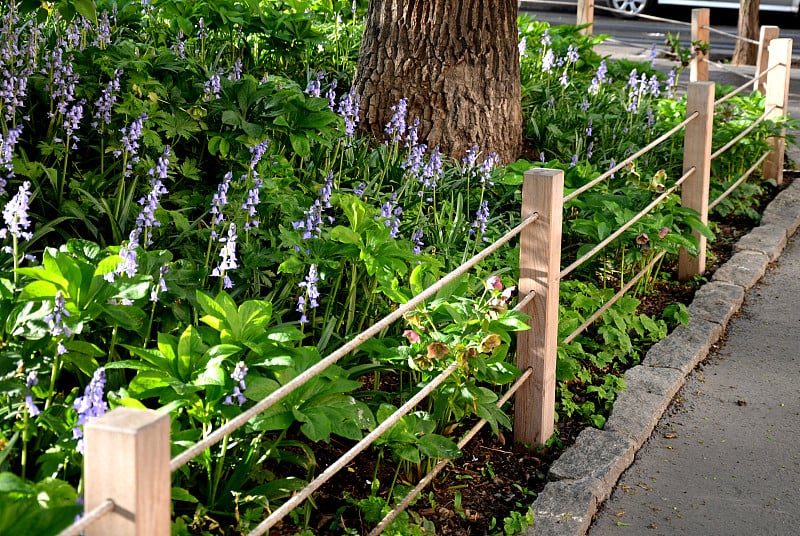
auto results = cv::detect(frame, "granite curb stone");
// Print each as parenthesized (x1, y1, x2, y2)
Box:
(602, 366, 686, 448)
(527, 181, 800, 535)
(685, 281, 745, 326)
(710, 250, 769, 290)
(639, 318, 724, 375)
(733, 223, 789, 261)
(759, 179, 800, 236)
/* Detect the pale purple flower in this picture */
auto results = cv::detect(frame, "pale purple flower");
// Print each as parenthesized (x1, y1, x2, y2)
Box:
(228, 58, 243, 82)
(585, 119, 593, 137)
(337, 88, 360, 141)
(242, 178, 262, 231)
(72, 368, 108, 453)
(353, 183, 365, 197)
(326, 79, 338, 110)
(542, 29, 551, 46)
(150, 263, 169, 302)
(115, 113, 148, 177)
(92, 71, 122, 133)
(411, 227, 424, 255)
(542, 48, 554, 73)
(173, 29, 186, 58)
(203, 69, 222, 101)
(45, 290, 73, 338)
(518, 36, 527, 58)
(223, 361, 248, 406)
(305, 71, 323, 98)
(385, 98, 408, 143)
(136, 147, 170, 247)
(569, 154, 578, 168)
(211, 171, 233, 232)
(0, 124, 23, 193)
(25, 370, 40, 417)
(296, 264, 320, 324)
(211, 223, 238, 289)
(249, 139, 270, 170)
(377, 194, 402, 239)
(470, 200, 490, 241)
(0, 180, 33, 242)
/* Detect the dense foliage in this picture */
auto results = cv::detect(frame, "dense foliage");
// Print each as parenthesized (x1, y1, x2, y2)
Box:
(0, 1, 786, 534)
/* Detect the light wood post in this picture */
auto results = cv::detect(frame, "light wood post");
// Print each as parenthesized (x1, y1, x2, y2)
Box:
(763, 38, 793, 186)
(755, 26, 780, 94)
(85, 407, 171, 536)
(577, 0, 594, 35)
(515, 168, 563, 447)
(679, 82, 714, 282)
(690, 9, 710, 82)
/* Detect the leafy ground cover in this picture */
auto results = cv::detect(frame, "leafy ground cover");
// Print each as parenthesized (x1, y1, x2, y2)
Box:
(0, 1, 791, 534)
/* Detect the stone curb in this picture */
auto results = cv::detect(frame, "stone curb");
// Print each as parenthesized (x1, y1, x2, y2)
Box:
(527, 178, 800, 535)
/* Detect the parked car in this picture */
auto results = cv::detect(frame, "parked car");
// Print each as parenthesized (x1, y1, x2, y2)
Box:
(606, 0, 800, 16)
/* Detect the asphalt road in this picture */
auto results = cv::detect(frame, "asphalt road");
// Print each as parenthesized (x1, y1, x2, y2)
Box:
(519, 1, 800, 60)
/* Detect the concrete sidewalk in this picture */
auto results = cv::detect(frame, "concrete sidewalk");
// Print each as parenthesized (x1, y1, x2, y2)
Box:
(587, 230, 800, 534)
(526, 42, 800, 536)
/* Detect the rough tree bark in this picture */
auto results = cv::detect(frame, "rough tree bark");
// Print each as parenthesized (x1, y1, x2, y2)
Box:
(732, 0, 760, 65)
(353, 0, 523, 164)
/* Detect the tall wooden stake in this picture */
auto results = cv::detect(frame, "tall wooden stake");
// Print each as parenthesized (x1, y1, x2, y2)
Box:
(515, 168, 563, 447)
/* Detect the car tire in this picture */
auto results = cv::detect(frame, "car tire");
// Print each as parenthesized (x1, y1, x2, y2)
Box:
(606, 0, 651, 16)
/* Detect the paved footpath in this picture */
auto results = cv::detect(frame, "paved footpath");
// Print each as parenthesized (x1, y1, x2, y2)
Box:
(587, 231, 800, 535)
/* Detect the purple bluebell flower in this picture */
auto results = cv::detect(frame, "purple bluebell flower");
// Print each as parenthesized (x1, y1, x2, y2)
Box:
(326, 79, 338, 110)
(589, 60, 608, 95)
(377, 194, 402, 239)
(45, 290, 73, 338)
(353, 183, 366, 197)
(93, 11, 112, 48)
(421, 146, 443, 191)
(581, 100, 590, 112)
(478, 152, 497, 186)
(542, 29, 551, 46)
(242, 178, 263, 231)
(211, 171, 233, 233)
(566, 45, 579, 64)
(470, 200, 490, 242)
(569, 154, 578, 168)
(173, 29, 186, 58)
(25, 370, 40, 417)
(72, 368, 108, 453)
(109, 228, 141, 280)
(196, 17, 208, 40)
(150, 264, 169, 302)
(91, 71, 122, 133)
(249, 139, 270, 170)
(518, 36, 527, 58)
(228, 58, 243, 82)
(296, 264, 319, 324)
(0, 181, 33, 243)
(223, 361, 248, 406)
(585, 119, 593, 137)
(115, 113, 148, 177)
(292, 172, 335, 239)
(411, 228, 425, 255)
(64, 99, 85, 149)
(542, 48, 555, 73)
(385, 98, 408, 143)
(587, 142, 594, 160)
(337, 88, 360, 141)
(136, 147, 170, 247)
(203, 69, 222, 101)
(211, 223, 238, 289)
(0, 124, 23, 193)
(305, 71, 323, 98)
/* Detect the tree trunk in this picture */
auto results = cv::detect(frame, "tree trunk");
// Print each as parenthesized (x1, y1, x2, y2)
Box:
(732, 0, 760, 65)
(353, 0, 523, 164)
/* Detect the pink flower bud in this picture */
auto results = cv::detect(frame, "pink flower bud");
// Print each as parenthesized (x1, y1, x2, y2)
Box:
(487, 275, 503, 291)
(403, 329, 421, 344)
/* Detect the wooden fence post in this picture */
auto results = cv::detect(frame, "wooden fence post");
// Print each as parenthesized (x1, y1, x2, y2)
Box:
(763, 38, 793, 186)
(85, 407, 171, 536)
(755, 26, 780, 94)
(515, 168, 563, 447)
(690, 9, 710, 83)
(679, 82, 714, 282)
(577, 0, 594, 35)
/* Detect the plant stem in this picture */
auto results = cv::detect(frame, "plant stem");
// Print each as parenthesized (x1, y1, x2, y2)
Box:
(209, 430, 230, 505)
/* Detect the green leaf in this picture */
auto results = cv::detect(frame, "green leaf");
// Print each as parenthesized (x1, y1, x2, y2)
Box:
(289, 133, 311, 157)
(171, 487, 199, 503)
(72, 0, 97, 25)
(417, 434, 462, 459)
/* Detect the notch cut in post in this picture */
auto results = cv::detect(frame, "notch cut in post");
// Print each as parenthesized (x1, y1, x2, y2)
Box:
(85, 407, 171, 536)
(514, 168, 563, 447)
(679, 82, 714, 282)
